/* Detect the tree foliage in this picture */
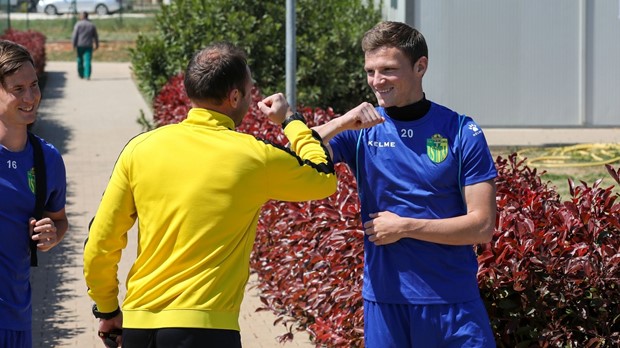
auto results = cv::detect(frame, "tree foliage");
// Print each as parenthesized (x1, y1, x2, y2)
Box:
(130, 0, 381, 113)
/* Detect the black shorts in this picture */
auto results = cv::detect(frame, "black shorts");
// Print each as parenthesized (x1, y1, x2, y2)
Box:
(122, 327, 241, 348)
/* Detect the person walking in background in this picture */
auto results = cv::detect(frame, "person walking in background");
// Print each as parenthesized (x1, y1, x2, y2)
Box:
(314, 21, 498, 347)
(0, 40, 69, 348)
(71, 11, 98, 80)
(83, 42, 348, 348)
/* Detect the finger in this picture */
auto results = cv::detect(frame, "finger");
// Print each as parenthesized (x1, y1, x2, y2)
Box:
(33, 224, 56, 236)
(29, 218, 36, 237)
(33, 228, 56, 241)
(34, 217, 53, 226)
(257, 103, 273, 116)
(35, 233, 54, 244)
(259, 95, 275, 107)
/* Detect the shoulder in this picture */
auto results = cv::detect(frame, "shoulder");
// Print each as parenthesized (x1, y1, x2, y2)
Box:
(123, 129, 159, 152)
(30, 134, 59, 154)
(30, 135, 65, 168)
(427, 101, 480, 130)
(427, 101, 459, 118)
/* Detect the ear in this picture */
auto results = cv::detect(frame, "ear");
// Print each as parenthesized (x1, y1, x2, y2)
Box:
(415, 56, 428, 75)
(228, 88, 241, 108)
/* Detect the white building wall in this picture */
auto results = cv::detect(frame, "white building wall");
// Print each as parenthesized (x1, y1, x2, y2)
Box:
(379, 0, 620, 127)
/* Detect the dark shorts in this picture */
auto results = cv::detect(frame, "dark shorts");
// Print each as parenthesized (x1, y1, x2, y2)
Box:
(123, 327, 241, 348)
(0, 329, 32, 348)
(364, 299, 495, 348)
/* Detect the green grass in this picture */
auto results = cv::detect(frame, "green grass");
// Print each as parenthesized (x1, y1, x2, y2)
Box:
(11, 16, 158, 41)
(491, 146, 619, 200)
(12, 16, 158, 62)
(46, 40, 136, 61)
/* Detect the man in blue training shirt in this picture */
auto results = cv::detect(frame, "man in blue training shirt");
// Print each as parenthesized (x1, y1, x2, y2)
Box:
(0, 40, 69, 348)
(314, 21, 497, 347)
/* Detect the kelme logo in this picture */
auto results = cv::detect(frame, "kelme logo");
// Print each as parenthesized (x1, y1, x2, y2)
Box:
(426, 134, 448, 163)
(28, 168, 36, 194)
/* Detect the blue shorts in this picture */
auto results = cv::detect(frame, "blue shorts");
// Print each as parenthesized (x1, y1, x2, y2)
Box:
(0, 329, 32, 348)
(364, 299, 495, 348)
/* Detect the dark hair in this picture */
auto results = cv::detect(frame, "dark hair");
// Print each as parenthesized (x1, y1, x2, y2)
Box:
(361, 21, 428, 68)
(0, 40, 35, 87)
(184, 42, 249, 104)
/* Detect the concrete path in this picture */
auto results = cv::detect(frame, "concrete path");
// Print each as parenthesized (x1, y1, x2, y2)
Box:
(29, 61, 315, 348)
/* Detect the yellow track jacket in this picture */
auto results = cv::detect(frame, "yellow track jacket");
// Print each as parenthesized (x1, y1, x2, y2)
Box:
(84, 108, 336, 330)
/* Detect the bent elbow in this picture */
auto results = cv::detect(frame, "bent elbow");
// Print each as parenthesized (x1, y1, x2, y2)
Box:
(479, 223, 495, 244)
(317, 175, 338, 199)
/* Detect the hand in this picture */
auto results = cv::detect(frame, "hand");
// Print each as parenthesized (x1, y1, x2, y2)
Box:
(339, 102, 384, 131)
(30, 217, 59, 251)
(98, 312, 123, 347)
(363, 211, 406, 245)
(257, 93, 291, 124)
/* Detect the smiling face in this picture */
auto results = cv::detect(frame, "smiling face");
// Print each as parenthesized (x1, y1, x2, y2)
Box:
(0, 61, 41, 128)
(364, 46, 426, 108)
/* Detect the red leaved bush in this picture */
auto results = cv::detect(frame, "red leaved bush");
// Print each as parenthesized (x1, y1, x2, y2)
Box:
(236, 91, 362, 347)
(1, 29, 46, 77)
(477, 154, 620, 347)
(153, 74, 620, 347)
(250, 165, 364, 348)
(151, 73, 191, 127)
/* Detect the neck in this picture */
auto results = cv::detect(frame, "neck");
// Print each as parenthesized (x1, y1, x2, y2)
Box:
(385, 94, 431, 121)
(192, 101, 238, 126)
(0, 125, 28, 152)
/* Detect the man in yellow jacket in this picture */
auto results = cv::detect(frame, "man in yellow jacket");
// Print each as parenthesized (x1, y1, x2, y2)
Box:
(83, 42, 351, 347)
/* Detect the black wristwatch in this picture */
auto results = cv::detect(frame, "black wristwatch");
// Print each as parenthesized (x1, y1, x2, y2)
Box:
(281, 112, 306, 129)
(92, 304, 121, 319)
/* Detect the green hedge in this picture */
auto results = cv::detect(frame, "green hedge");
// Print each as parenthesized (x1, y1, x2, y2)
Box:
(130, 0, 381, 114)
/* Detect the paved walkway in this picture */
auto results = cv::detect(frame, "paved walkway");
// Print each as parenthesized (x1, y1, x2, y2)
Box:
(29, 61, 315, 348)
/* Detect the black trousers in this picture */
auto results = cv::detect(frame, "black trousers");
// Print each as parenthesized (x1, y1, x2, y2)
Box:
(122, 328, 242, 348)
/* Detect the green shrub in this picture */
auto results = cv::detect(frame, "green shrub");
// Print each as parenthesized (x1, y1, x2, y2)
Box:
(130, 0, 381, 113)
(130, 34, 172, 101)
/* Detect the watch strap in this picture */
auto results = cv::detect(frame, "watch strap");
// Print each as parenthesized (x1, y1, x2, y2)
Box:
(92, 304, 121, 319)
(281, 112, 306, 129)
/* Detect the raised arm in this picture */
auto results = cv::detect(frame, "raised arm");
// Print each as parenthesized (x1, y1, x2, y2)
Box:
(257, 93, 337, 201)
(257, 92, 293, 124)
(312, 102, 384, 143)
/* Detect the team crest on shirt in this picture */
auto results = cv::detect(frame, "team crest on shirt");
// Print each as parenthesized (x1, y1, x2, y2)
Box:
(28, 167, 36, 194)
(426, 134, 448, 163)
